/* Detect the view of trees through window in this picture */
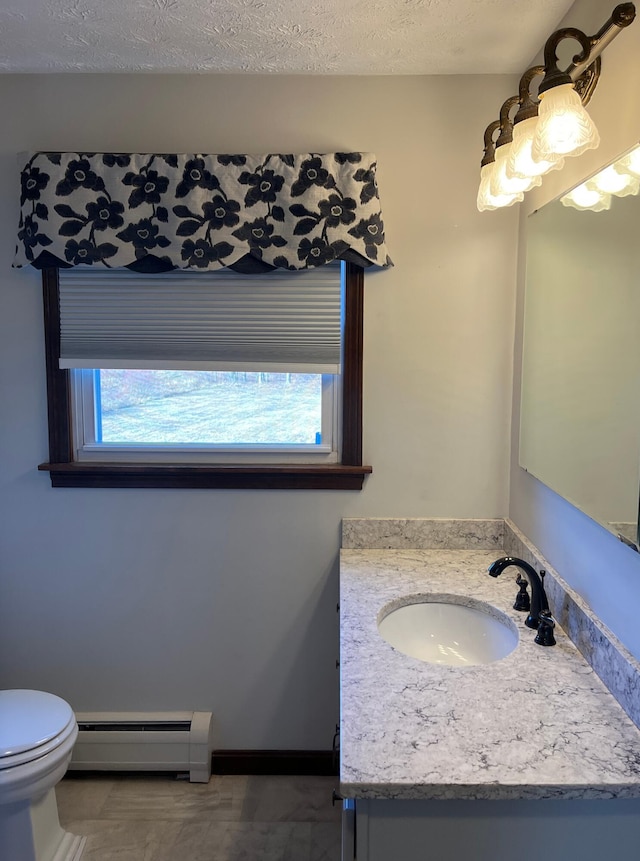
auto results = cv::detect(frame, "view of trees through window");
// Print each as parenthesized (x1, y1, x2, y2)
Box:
(96, 370, 324, 446)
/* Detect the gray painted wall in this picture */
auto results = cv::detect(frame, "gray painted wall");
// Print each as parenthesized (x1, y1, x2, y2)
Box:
(0, 74, 518, 748)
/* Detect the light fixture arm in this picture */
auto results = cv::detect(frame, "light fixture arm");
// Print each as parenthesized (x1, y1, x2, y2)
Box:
(513, 65, 545, 124)
(514, 60, 600, 123)
(495, 95, 520, 149)
(539, 2, 635, 95)
(481, 120, 501, 167)
(539, 27, 592, 94)
(572, 57, 601, 106)
(567, 2, 635, 80)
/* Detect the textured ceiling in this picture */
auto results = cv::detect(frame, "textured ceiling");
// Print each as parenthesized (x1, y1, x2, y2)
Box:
(1, 0, 575, 75)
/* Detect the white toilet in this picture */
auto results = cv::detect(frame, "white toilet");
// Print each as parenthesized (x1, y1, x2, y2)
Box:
(0, 690, 85, 861)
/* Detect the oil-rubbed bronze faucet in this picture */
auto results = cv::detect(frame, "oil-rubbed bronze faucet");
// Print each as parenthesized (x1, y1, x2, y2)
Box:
(488, 557, 554, 644)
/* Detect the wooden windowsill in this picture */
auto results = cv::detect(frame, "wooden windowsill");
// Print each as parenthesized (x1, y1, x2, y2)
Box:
(38, 462, 372, 490)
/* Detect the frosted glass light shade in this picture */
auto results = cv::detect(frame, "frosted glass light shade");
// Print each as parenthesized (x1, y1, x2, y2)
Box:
(588, 164, 640, 197)
(477, 162, 523, 211)
(490, 143, 541, 197)
(532, 84, 600, 161)
(617, 145, 640, 179)
(561, 183, 611, 212)
(506, 117, 565, 180)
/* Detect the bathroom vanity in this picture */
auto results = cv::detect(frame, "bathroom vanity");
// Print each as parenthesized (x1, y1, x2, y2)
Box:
(339, 522, 640, 861)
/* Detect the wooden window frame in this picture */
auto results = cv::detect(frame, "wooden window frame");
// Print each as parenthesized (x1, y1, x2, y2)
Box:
(38, 262, 371, 490)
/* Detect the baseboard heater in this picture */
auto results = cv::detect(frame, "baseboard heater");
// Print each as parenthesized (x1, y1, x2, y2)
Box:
(69, 711, 214, 783)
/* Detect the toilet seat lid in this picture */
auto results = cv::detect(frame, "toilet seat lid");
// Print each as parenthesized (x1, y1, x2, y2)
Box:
(0, 690, 75, 757)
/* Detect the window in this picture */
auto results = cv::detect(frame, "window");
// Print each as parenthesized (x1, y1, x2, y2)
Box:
(63, 266, 340, 464)
(39, 262, 370, 489)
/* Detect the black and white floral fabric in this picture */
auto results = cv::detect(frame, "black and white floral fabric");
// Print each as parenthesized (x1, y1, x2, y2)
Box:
(15, 152, 392, 272)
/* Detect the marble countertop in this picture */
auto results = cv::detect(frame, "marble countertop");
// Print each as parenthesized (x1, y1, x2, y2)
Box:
(339, 548, 640, 801)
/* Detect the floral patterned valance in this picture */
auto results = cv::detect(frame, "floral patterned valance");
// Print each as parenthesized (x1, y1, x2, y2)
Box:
(15, 152, 392, 273)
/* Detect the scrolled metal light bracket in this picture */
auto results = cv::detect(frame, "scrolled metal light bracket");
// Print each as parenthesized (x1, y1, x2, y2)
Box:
(480, 120, 501, 168)
(539, 2, 635, 95)
(495, 96, 520, 149)
(573, 57, 601, 106)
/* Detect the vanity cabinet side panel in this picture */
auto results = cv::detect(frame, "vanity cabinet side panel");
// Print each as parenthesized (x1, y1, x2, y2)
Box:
(362, 798, 640, 861)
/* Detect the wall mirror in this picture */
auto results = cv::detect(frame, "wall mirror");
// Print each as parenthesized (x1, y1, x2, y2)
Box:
(520, 143, 640, 549)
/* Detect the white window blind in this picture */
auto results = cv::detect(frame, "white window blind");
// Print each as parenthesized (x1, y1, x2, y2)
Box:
(58, 265, 343, 374)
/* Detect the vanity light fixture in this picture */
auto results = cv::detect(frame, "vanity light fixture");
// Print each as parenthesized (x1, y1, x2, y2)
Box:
(477, 163, 524, 211)
(477, 120, 524, 211)
(489, 96, 543, 199)
(478, 3, 636, 211)
(506, 67, 566, 183)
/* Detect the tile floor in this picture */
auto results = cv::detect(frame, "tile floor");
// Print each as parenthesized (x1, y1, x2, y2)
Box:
(57, 773, 342, 861)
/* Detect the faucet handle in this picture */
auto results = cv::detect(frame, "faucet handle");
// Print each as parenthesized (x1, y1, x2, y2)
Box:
(513, 574, 531, 612)
(534, 609, 556, 647)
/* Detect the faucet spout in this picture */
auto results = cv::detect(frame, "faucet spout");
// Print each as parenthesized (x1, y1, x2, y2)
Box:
(488, 556, 549, 629)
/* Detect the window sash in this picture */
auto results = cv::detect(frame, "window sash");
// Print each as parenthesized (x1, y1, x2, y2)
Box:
(71, 369, 339, 464)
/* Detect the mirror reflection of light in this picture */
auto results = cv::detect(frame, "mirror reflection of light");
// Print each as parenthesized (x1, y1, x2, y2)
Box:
(561, 183, 612, 212)
(619, 145, 640, 178)
(588, 165, 640, 197)
(560, 142, 640, 211)
(436, 643, 468, 664)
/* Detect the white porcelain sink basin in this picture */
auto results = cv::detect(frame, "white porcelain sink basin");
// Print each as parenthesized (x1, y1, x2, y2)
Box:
(377, 596, 518, 667)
